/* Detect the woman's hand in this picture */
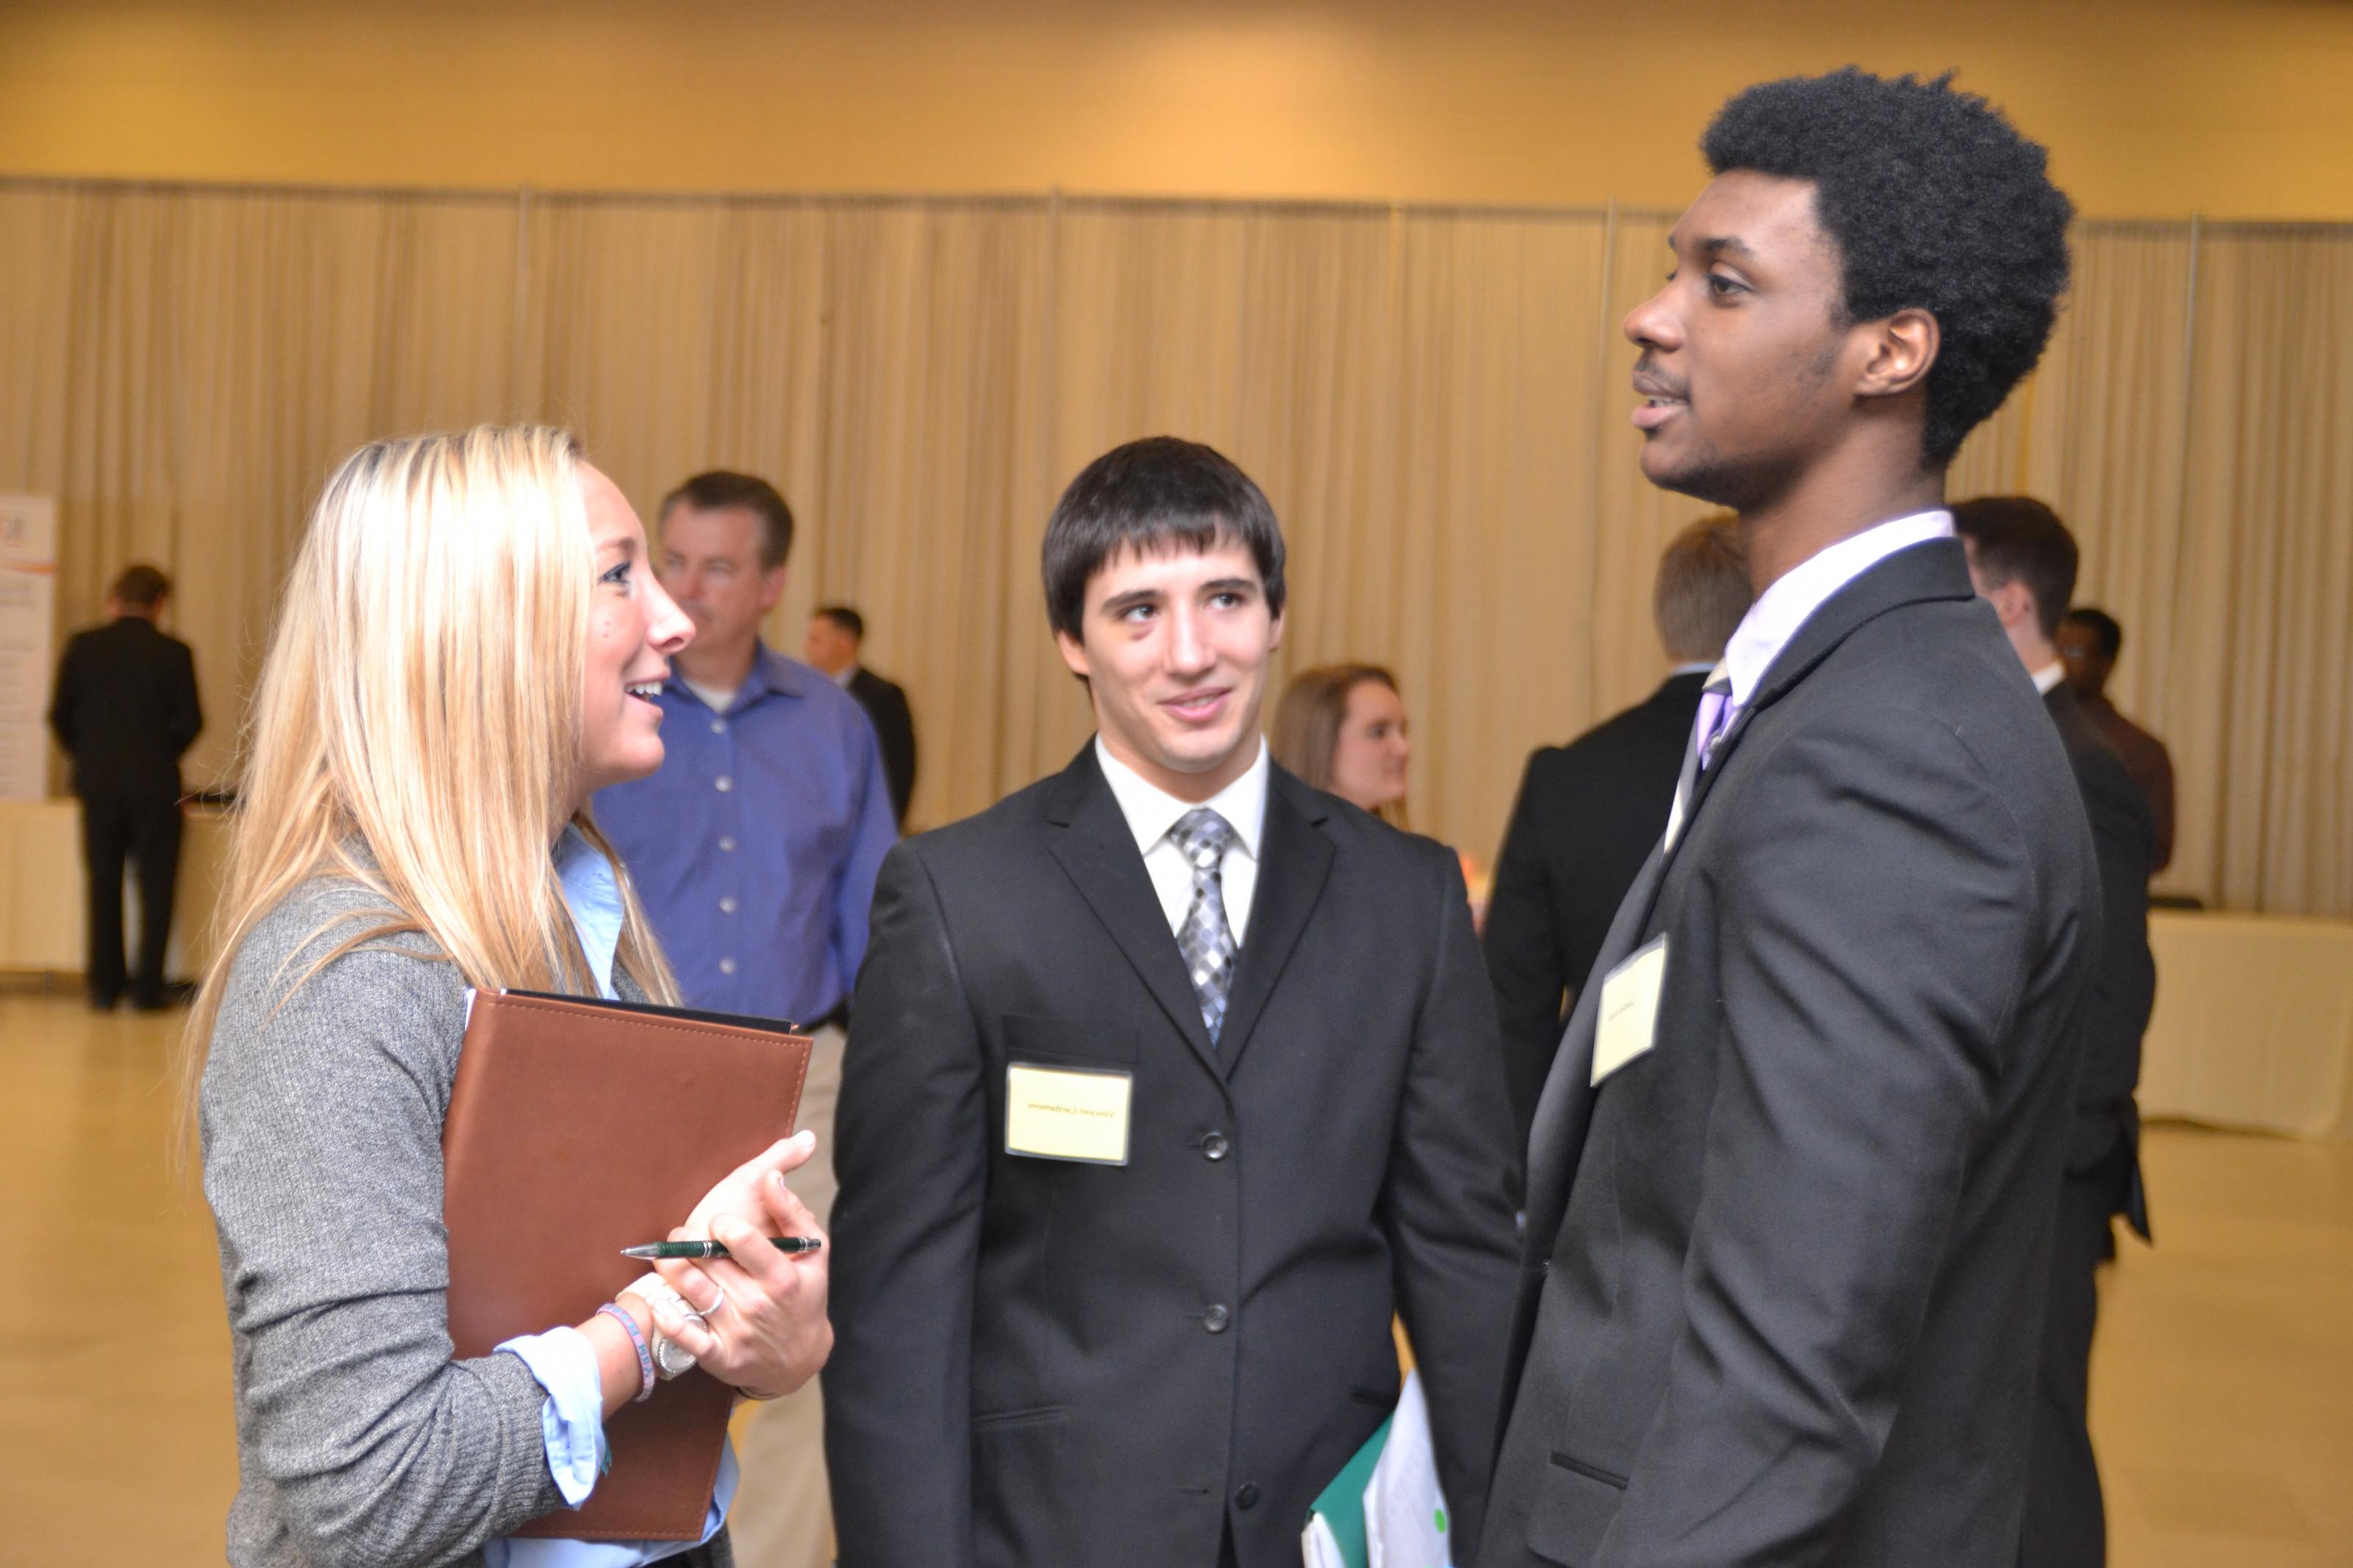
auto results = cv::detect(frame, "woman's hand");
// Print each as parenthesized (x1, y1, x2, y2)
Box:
(682, 1130, 819, 1237)
(648, 1164, 832, 1400)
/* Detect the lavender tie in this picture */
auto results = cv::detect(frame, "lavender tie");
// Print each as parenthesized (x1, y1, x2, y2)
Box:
(1665, 663, 1735, 851)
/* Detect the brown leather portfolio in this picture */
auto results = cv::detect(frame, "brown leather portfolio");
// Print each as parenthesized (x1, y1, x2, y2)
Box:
(441, 988, 813, 1541)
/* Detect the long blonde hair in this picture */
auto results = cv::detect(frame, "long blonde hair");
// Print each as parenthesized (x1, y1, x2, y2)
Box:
(1270, 662, 1409, 829)
(181, 427, 679, 1128)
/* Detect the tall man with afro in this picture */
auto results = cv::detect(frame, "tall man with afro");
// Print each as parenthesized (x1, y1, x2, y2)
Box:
(1482, 71, 2100, 1568)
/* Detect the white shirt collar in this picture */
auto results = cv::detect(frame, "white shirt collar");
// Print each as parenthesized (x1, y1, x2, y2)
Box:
(1721, 509, 1954, 711)
(829, 662, 858, 689)
(1095, 736, 1269, 862)
(2029, 659, 2067, 695)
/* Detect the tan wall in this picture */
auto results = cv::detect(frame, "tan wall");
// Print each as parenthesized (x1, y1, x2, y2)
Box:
(4, 0, 2352, 219)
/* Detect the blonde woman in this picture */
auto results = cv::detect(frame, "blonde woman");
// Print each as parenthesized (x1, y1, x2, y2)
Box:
(188, 428, 831, 1568)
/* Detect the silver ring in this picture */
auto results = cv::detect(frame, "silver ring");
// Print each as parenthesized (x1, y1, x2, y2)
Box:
(696, 1289, 725, 1317)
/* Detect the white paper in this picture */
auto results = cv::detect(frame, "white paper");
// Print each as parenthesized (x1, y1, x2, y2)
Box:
(1364, 1369, 1454, 1568)
(1302, 1513, 1349, 1568)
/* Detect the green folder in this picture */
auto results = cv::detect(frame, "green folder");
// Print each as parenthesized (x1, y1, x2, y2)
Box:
(1304, 1413, 1393, 1568)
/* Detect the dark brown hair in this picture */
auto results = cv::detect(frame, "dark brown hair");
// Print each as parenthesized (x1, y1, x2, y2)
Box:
(660, 470, 795, 570)
(1042, 437, 1285, 642)
(1952, 495, 2079, 640)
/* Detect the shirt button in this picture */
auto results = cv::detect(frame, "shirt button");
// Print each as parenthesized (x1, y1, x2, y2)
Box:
(710, 719, 726, 734)
(719, 895, 738, 914)
(718, 836, 737, 852)
(715, 776, 733, 792)
(1235, 1483, 1260, 1511)
(1202, 1304, 1229, 1333)
(1201, 1132, 1229, 1161)
(718, 957, 738, 976)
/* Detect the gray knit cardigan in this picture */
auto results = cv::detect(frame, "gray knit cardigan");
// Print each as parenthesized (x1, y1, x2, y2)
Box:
(200, 873, 734, 1568)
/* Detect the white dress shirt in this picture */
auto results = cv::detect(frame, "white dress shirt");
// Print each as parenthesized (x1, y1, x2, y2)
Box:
(1719, 509, 1956, 727)
(2029, 660, 2066, 695)
(1095, 736, 1269, 944)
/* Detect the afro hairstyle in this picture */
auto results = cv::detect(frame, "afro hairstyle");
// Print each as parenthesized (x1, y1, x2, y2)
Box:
(1702, 68, 2073, 468)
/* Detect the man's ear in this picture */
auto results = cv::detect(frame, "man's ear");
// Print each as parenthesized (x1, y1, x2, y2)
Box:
(1856, 307, 1939, 401)
(1055, 628, 1092, 684)
(1989, 577, 2035, 632)
(1268, 609, 1285, 653)
(757, 565, 788, 614)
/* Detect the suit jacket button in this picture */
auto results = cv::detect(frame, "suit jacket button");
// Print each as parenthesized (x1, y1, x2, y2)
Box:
(1202, 1132, 1230, 1161)
(1202, 1304, 1230, 1333)
(1235, 1482, 1261, 1510)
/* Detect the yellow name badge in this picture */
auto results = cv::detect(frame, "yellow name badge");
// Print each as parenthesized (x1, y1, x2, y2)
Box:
(1591, 937, 1668, 1086)
(1004, 1062, 1134, 1166)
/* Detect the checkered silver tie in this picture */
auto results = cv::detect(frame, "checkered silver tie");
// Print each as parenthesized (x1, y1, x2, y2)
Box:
(1172, 808, 1239, 1045)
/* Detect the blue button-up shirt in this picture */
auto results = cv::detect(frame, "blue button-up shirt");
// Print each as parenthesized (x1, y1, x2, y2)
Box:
(593, 645, 897, 1022)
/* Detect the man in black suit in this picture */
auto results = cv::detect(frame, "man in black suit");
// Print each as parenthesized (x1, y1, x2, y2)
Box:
(805, 604, 918, 826)
(1956, 497, 2157, 1568)
(47, 563, 202, 1010)
(1484, 71, 2097, 1568)
(1485, 515, 1751, 1144)
(825, 437, 1519, 1568)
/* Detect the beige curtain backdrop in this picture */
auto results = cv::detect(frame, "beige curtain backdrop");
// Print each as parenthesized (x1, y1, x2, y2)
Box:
(3, 178, 2347, 915)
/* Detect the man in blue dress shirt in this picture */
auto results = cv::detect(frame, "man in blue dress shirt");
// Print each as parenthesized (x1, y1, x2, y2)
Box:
(594, 468, 896, 1568)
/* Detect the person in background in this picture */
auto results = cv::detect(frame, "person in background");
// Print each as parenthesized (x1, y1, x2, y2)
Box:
(1270, 662, 1411, 826)
(1481, 515, 1750, 1145)
(190, 426, 832, 1568)
(804, 604, 918, 828)
(48, 562, 203, 1011)
(1485, 69, 2097, 1568)
(2057, 606, 2176, 872)
(824, 436, 1518, 1568)
(593, 470, 896, 1568)
(1957, 497, 2157, 1568)
(1271, 662, 1496, 923)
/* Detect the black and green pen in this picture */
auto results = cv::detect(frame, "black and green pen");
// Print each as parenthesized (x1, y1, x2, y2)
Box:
(620, 1237, 824, 1261)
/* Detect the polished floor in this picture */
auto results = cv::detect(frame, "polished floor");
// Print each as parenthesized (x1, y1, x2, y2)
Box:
(2, 988, 2349, 1566)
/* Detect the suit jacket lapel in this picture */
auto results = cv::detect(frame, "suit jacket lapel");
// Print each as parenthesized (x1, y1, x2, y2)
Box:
(1518, 537, 1980, 1261)
(1044, 747, 1222, 1076)
(1214, 770, 1335, 1076)
(1520, 834, 1666, 1259)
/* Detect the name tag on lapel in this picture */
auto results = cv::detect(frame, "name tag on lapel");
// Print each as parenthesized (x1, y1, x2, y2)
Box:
(1591, 937, 1668, 1086)
(1005, 1063, 1132, 1165)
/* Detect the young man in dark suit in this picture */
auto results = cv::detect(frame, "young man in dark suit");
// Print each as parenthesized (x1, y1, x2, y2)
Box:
(825, 436, 1519, 1568)
(1957, 496, 2158, 1568)
(47, 563, 202, 1011)
(1484, 515, 1751, 1145)
(806, 604, 919, 827)
(1484, 71, 2099, 1568)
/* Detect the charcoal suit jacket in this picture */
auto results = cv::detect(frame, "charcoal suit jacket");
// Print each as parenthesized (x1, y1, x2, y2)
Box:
(2044, 682, 2157, 1232)
(826, 745, 1521, 1568)
(1482, 539, 2100, 1568)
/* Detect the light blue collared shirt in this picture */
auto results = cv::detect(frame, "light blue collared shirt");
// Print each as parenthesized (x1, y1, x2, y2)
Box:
(482, 828, 736, 1567)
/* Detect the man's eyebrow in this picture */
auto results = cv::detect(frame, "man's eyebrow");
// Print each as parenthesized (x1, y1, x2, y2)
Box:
(1099, 587, 1163, 615)
(1201, 577, 1259, 596)
(1693, 235, 1758, 261)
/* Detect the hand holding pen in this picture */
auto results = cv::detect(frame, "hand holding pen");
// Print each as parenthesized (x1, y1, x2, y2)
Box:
(623, 1236, 824, 1260)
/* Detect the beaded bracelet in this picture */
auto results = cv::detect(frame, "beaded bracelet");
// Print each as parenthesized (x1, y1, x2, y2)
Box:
(596, 1301, 657, 1402)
